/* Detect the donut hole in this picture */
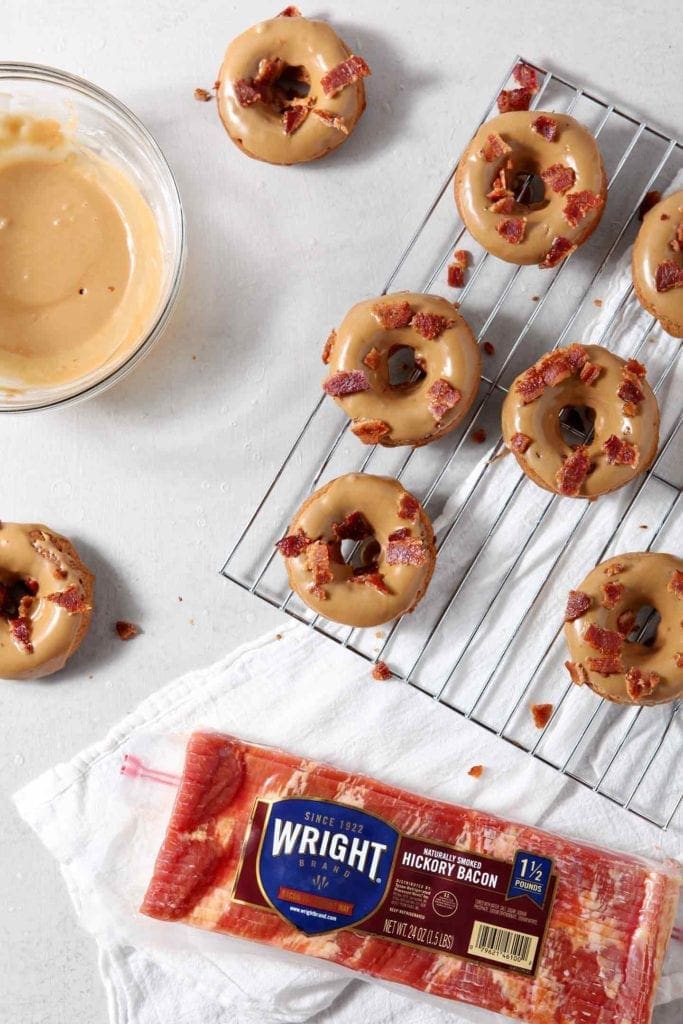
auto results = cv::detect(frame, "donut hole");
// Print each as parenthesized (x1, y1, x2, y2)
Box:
(511, 170, 546, 207)
(341, 536, 381, 572)
(0, 571, 37, 619)
(626, 604, 661, 647)
(559, 405, 596, 446)
(387, 345, 427, 390)
(274, 64, 311, 101)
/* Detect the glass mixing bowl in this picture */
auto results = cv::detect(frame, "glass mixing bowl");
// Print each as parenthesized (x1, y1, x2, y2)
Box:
(0, 63, 185, 411)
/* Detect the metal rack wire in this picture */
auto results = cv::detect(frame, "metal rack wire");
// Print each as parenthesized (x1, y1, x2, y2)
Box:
(222, 57, 682, 831)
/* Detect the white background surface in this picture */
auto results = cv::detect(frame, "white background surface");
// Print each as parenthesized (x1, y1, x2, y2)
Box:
(2, 2, 681, 1022)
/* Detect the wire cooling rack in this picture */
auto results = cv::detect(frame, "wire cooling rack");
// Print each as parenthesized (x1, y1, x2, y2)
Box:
(222, 57, 683, 832)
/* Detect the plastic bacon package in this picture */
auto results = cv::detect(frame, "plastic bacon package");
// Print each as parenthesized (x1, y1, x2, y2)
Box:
(121, 730, 683, 1024)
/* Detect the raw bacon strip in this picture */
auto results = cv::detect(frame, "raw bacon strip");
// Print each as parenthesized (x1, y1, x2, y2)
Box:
(480, 132, 511, 162)
(539, 236, 575, 268)
(320, 55, 371, 97)
(531, 115, 557, 141)
(323, 370, 370, 396)
(564, 590, 591, 621)
(496, 216, 526, 244)
(556, 445, 591, 496)
(655, 260, 683, 292)
(427, 379, 461, 420)
(141, 731, 681, 1024)
(411, 312, 455, 339)
(371, 300, 413, 330)
(562, 190, 604, 227)
(351, 419, 390, 444)
(541, 163, 575, 194)
(497, 87, 532, 112)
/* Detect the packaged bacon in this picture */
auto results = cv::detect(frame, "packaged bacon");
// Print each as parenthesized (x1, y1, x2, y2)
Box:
(140, 731, 680, 1024)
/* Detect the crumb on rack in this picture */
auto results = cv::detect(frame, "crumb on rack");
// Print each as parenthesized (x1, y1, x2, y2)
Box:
(372, 661, 393, 681)
(593, 298, 603, 307)
(468, 764, 484, 779)
(194, 87, 214, 102)
(115, 620, 139, 641)
(531, 703, 553, 729)
(471, 428, 487, 444)
(531, 295, 539, 302)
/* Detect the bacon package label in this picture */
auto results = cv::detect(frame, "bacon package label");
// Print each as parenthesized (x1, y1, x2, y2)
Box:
(234, 797, 556, 975)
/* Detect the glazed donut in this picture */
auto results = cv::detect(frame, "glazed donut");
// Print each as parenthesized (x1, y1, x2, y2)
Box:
(322, 293, 481, 447)
(276, 474, 435, 627)
(0, 522, 94, 680)
(455, 111, 606, 266)
(216, 7, 370, 165)
(502, 343, 659, 499)
(632, 189, 683, 338)
(563, 552, 683, 705)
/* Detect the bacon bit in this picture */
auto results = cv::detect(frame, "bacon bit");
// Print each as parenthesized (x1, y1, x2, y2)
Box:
(361, 347, 382, 371)
(322, 329, 336, 364)
(516, 345, 585, 403)
(540, 235, 576, 268)
(283, 104, 310, 134)
(604, 562, 626, 577)
(481, 132, 512, 162)
(516, 368, 545, 404)
(371, 300, 413, 330)
(579, 361, 602, 385)
(531, 703, 553, 729)
(541, 163, 576, 194)
(350, 572, 391, 595)
(486, 168, 510, 200)
(194, 87, 213, 102)
(427, 378, 461, 420)
(489, 196, 516, 214)
(46, 585, 89, 615)
(564, 590, 591, 622)
(539, 349, 574, 386)
(565, 660, 588, 686)
(496, 216, 526, 244)
(471, 428, 487, 444)
(661, 213, 670, 221)
(655, 260, 683, 292)
(482, 341, 495, 356)
(670, 220, 683, 253)
(388, 527, 411, 541)
(510, 431, 532, 453)
(309, 583, 328, 600)
(278, 5, 302, 16)
(638, 191, 661, 220)
(307, 541, 334, 587)
(386, 537, 427, 566)
(351, 419, 391, 444)
(411, 312, 455, 340)
(587, 654, 622, 675)
(116, 620, 139, 641)
(323, 369, 370, 397)
(625, 358, 646, 378)
(563, 190, 604, 228)
(320, 55, 371, 97)
(532, 115, 558, 141)
(617, 373, 644, 410)
(556, 446, 591, 497)
(372, 660, 393, 681)
(584, 623, 624, 655)
(617, 609, 636, 636)
(602, 434, 639, 467)
(310, 109, 349, 134)
(398, 493, 420, 520)
(675, 652, 683, 668)
(600, 582, 625, 609)
(468, 764, 484, 779)
(668, 570, 683, 599)
(447, 263, 465, 287)
(453, 249, 469, 268)
(625, 667, 660, 701)
(332, 511, 372, 542)
(276, 529, 311, 557)
(254, 58, 287, 88)
(233, 79, 261, 107)
(513, 62, 539, 92)
(497, 88, 532, 113)
(8, 615, 33, 654)
(566, 343, 588, 372)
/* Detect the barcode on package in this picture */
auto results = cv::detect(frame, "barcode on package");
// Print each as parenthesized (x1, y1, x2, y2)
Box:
(468, 921, 538, 971)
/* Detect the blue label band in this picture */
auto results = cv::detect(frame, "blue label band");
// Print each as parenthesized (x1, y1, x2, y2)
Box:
(506, 850, 553, 909)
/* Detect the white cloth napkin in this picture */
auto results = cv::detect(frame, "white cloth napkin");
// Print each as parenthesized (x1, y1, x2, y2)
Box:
(13, 622, 683, 1024)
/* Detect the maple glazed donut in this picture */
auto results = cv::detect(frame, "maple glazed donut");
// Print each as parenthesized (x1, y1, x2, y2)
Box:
(564, 552, 683, 705)
(276, 474, 435, 627)
(0, 523, 94, 680)
(322, 293, 481, 447)
(455, 111, 606, 266)
(216, 7, 370, 165)
(502, 344, 659, 499)
(632, 189, 683, 337)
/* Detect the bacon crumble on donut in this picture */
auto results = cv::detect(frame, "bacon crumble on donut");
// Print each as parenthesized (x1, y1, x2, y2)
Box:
(668, 570, 683, 599)
(530, 703, 553, 729)
(481, 132, 512, 162)
(604, 562, 626, 577)
(371, 300, 413, 330)
(676, 652, 683, 669)
(586, 654, 622, 675)
(233, 79, 262, 107)
(46, 585, 89, 615)
(486, 169, 510, 200)
(617, 609, 636, 637)
(584, 622, 624, 655)
(386, 537, 427, 566)
(350, 571, 391, 595)
(510, 431, 532, 453)
(625, 667, 661, 701)
(579, 360, 602, 385)
(254, 57, 287, 89)
(411, 312, 455, 340)
(617, 372, 644, 411)
(362, 347, 382, 371)
(541, 163, 576, 195)
(602, 434, 639, 467)
(351, 419, 391, 444)
(531, 115, 558, 141)
(556, 446, 591, 496)
(565, 660, 588, 686)
(388, 527, 411, 541)
(372, 660, 393, 680)
(625, 358, 647, 378)
(669, 219, 683, 253)
(276, 529, 311, 558)
(283, 104, 311, 134)
(655, 260, 683, 292)
(323, 369, 370, 396)
(332, 511, 373, 542)
(540, 236, 576, 269)
(398, 493, 420, 521)
(489, 196, 516, 214)
(310, 109, 349, 135)
(321, 329, 336, 364)
(564, 590, 591, 621)
(497, 88, 533, 113)
(278, 5, 302, 15)
(320, 55, 371, 97)
(427, 379, 461, 420)
(8, 613, 33, 654)
(638, 191, 661, 220)
(562, 190, 604, 228)
(306, 541, 334, 590)
(516, 368, 545, 404)
(600, 582, 625, 609)
(496, 216, 527, 244)
(512, 62, 539, 92)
